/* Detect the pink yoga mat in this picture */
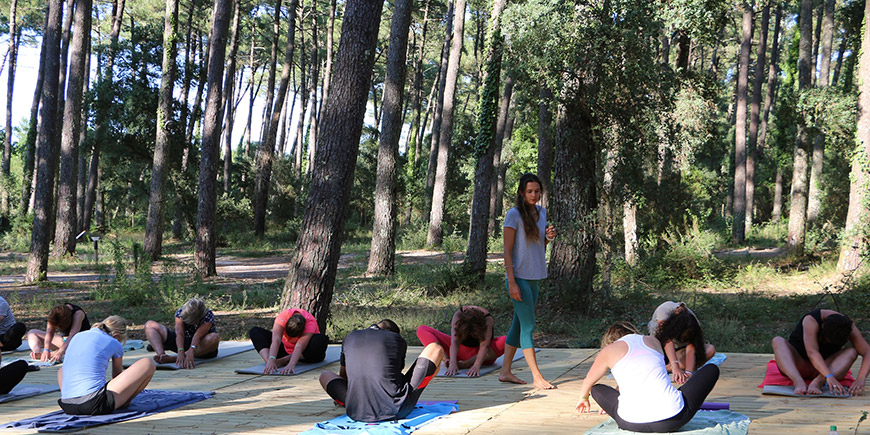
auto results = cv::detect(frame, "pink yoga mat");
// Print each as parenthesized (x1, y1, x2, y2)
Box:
(758, 359, 854, 388)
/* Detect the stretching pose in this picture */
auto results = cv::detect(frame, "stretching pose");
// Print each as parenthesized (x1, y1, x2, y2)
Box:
(319, 319, 443, 422)
(651, 304, 716, 383)
(144, 298, 220, 369)
(772, 308, 870, 396)
(500, 173, 556, 389)
(417, 305, 506, 377)
(57, 316, 156, 415)
(27, 303, 91, 363)
(577, 322, 720, 433)
(249, 308, 328, 374)
(0, 295, 26, 352)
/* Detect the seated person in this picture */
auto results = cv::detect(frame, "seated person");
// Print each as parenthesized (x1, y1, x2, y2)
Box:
(319, 319, 443, 422)
(649, 301, 715, 382)
(248, 308, 329, 374)
(416, 305, 506, 377)
(772, 308, 869, 396)
(27, 303, 91, 362)
(143, 298, 220, 369)
(577, 322, 720, 433)
(57, 316, 156, 415)
(0, 295, 26, 352)
(0, 354, 28, 395)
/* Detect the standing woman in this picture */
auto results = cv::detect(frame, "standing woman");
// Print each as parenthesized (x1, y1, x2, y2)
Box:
(499, 173, 556, 389)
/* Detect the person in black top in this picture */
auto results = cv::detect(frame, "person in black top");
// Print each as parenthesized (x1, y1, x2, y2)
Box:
(319, 319, 444, 422)
(772, 308, 870, 396)
(26, 303, 91, 363)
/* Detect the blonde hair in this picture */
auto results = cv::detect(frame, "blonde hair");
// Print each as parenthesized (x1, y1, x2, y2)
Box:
(601, 321, 640, 348)
(180, 298, 207, 326)
(94, 315, 128, 344)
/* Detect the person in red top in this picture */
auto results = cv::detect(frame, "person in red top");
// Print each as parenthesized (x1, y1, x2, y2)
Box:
(248, 308, 329, 374)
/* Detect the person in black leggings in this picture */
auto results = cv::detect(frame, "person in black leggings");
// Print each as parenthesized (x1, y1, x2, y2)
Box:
(0, 357, 28, 395)
(577, 322, 720, 433)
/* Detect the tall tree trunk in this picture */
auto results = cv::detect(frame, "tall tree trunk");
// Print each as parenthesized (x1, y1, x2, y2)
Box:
(54, 0, 91, 257)
(283, 0, 386, 330)
(221, 0, 242, 195)
(25, 0, 64, 283)
(758, 3, 783, 152)
(405, 0, 430, 166)
(600, 145, 616, 296)
(773, 166, 783, 219)
(76, 34, 90, 231)
(1, 0, 18, 218)
(427, 0, 466, 247)
(254, 0, 299, 235)
(788, 0, 814, 255)
(537, 86, 554, 209)
(495, 114, 513, 220)
(812, 0, 823, 85)
(424, 0, 453, 221)
(294, 15, 308, 176)
(143, 0, 180, 259)
(187, 32, 209, 146)
(305, 0, 320, 174)
(243, 25, 258, 154)
(19, 6, 50, 217)
(732, 2, 752, 244)
(832, 36, 846, 87)
(548, 86, 596, 305)
(623, 198, 638, 266)
(838, 0, 870, 272)
(465, 0, 505, 276)
(807, 0, 836, 227)
(195, 0, 233, 277)
(488, 76, 513, 237)
(318, 0, 337, 132)
(675, 31, 690, 70)
(746, 1, 769, 232)
(82, 0, 124, 232)
(367, 0, 413, 276)
(261, 0, 283, 148)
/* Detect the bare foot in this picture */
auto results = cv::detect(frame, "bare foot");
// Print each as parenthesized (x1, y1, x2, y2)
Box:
(807, 380, 823, 395)
(499, 372, 527, 384)
(533, 378, 556, 390)
(792, 383, 808, 395)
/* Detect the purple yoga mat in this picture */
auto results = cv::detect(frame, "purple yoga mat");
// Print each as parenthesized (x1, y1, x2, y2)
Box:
(700, 402, 730, 410)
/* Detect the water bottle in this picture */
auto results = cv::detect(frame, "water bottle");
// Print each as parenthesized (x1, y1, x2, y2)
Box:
(829, 425, 839, 435)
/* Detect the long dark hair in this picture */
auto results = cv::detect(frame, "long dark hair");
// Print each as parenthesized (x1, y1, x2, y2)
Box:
(514, 173, 543, 242)
(655, 310, 707, 366)
(455, 308, 487, 344)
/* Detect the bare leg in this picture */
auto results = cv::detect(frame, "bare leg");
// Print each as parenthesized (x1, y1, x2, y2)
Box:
(705, 344, 716, 361)
(144, 321, 171, 363)
(57, 366, 63, 388)
(418, 343, 444, 367)
(27, 330, 45, 360)
(499, 344, 526, 384)
(523, 347, 555, 390)
(807, 348, 858, 394)
(772, 336, 809, 395)
(194, 332, 220, 357)
(107, 358, 156, 409)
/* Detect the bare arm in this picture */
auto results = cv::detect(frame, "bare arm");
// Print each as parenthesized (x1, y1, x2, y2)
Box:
(802, 316, 831, 376)
(111, 356, 123, 379)
(850, 325, 870, 395)
(283, 333, 314, 374)
(264, 317, 286, 373)
(503, 228, 521, 301)
(444, 310, 462, 376)
(577, 342, 627, 413)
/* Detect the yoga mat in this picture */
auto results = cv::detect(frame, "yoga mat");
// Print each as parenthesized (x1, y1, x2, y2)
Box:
(235, 345, 341, 375)
(585, 410, 751, 434)
(0, 384, 60, 404)
(758, 359, 854, 388)
(700, 402, 730, 411)
(437, 348, 538, 377)
(1, 389, 213, 433)
(761, 384, 851, 398)
(125, 341, 254, 370)
(1, 342, 30, 355)
(123, 340, 145, 352)
(703, 353, 727, 367)
(299, 401, 458, 435)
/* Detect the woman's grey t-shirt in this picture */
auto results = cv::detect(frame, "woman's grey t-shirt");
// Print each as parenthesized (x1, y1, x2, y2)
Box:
(504, 206, 548, 280)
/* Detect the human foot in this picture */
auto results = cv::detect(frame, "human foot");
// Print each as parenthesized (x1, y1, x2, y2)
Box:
(499, 372, 527, 384)
(807, 379, 824, 395)
(533, 378, 556, 390)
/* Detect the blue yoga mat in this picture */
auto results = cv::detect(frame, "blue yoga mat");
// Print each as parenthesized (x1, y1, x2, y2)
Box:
(2, 389, 213, 433)
(299, 401, 459, 435)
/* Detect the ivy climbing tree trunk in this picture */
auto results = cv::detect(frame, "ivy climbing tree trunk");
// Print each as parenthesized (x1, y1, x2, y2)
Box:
(144, 0, 180, 260)
(367, 0, 413, 276)
(283, 0, 386, 331)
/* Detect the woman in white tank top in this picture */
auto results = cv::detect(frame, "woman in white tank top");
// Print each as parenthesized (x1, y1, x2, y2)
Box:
(576, 322, 720, 432)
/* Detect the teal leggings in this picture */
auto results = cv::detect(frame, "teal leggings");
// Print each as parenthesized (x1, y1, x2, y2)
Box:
(506, 278, 539, 350)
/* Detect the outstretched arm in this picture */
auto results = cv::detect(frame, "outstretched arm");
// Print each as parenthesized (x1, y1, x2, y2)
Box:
(52, 310, 86, 362)
(467, 314, 494, 378)
(445, 310, 462, 376)
(264, 318, 286, 374)
(282, 333, 314, 375)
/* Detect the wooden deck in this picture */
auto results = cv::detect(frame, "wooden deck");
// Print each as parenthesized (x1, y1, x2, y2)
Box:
(1, 346, 867, 434)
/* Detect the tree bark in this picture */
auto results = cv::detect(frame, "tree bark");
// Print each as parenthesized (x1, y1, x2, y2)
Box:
(732, 2, 752, 244)
(838, 0, 870, 272)
(318, 0, 337, 135)
(812, 0, 823, 85)
(623, 198, 638, 266)
(537, 86, 554, 209)
(405, 0, 430, 168)
(426, 0, 466, 247)
(254, 0, 298, 235)
(488, 76, 513, 237)
(367, 0, 413, 276)
(195, 0, 233, 277)
(424, 0, 453, 220)
(25, 0, 64, 283)
(294, 15, 308, 176)
(807, 0, 835, 227)
(221, 0, 242, 196)
(1, 0, 18, 218)
(283, 0, 386, 331)
(19, 6, 50, 217)
(600, 145, 616, 296)
(305, 0, 320, 175)
(746, 1, 769, 232)
(832, 36, 846, 88)
(758, 3, 782, 153)
(788, 0, 814, 255)
(186, 32, 209, 147)
(773, 166, 783, 220)
(54, 0, 91, 257)
(465, 0, 506, 276)
(82, 0, 124, 232)
(76, 33, 90, 231)
(143, 0, 180, 260)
